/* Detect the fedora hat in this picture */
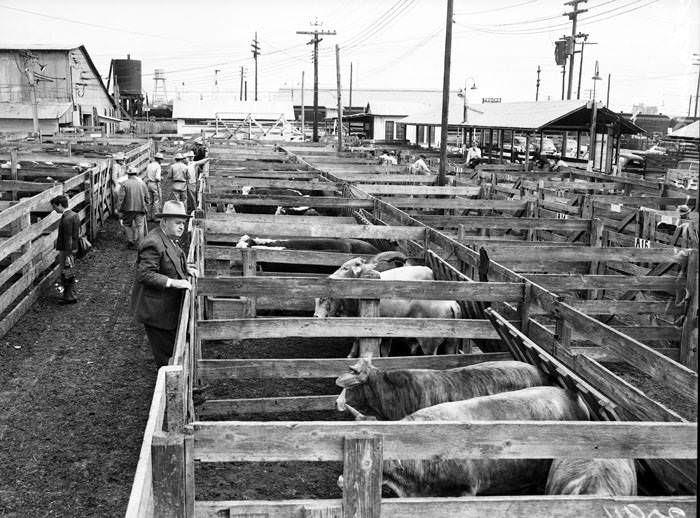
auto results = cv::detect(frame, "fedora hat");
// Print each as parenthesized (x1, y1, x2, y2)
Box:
(174, 152, 184, 160)
(156, 200, 190, 219)
(185, 150, 195, 157)
(113, 152, 126, 161)
(154, 152, 164, 159)
(126, 165, 139, 175)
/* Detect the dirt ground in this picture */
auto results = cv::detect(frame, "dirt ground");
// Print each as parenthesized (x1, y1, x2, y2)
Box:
(0, 220, 157, 518)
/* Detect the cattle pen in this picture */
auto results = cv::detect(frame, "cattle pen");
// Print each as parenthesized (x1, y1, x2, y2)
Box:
(122, 141, 697, 518)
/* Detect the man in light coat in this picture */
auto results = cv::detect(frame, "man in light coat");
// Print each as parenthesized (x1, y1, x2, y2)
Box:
(144, 152, 164, 220)
(120, 166, 149, 249)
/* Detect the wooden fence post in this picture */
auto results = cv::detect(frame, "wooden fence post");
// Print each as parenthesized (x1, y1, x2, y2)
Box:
(166, 369, 184, 434)
(554, 297, 572, 350)
(520, 281, 532, 334)
(588, 218, 605, 300)
(342, 436, 382, 518)
(357, 298, 381, 357)
(151, 432, 187, 518)
(241, 248, 257, 317)
(680, 250, 698, 371)
(10, 149, 18, 201)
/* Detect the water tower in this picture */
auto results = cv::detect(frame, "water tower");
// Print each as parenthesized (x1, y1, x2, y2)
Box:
(110, 54, 143, 117)
(152, 69, 168, 106)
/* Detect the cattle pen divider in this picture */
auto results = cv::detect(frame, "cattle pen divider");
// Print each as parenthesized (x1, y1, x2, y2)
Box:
(126, 143, 697, 518)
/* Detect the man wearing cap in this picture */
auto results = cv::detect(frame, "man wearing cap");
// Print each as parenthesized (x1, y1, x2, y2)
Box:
(131, 200, 198, 367)
(145, 152, 164, 220)
(120, 166, 150, 249)
(51, 195, 80, 304)
(409, 154, 431, 175)
(111, 152, 127, 216)
(169, 153, 188, 207)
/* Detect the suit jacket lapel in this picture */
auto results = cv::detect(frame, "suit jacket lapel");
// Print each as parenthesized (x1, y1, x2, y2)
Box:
(158, 228, 187, 279)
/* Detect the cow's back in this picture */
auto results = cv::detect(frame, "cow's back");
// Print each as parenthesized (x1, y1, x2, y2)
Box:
(379, 265, 434, 281)
(406, 386, 589, 422)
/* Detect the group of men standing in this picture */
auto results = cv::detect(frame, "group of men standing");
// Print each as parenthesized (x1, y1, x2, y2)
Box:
(110, 147, 209, 249)
(52, 141, 208, 367)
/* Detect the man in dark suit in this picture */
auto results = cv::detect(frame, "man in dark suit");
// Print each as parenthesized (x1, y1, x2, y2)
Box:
(131, 200, 198, 367)
(51, 195, 80, 304)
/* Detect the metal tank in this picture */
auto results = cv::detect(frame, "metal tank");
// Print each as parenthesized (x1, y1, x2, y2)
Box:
(112, 56, 142, 95)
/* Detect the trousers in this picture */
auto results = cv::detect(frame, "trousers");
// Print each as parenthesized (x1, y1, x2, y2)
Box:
(144, 325, 177, 367)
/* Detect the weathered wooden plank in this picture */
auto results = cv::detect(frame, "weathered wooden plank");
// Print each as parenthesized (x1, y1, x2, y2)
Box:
(526, 274, 684, 292)
(197, 318, 500, 341)
(390, 198, 527, 210)
(530, 300, 684, 316)
(481, 246, 689, 264)
(419, 216, 591, 231)
(204, 213, 356, 225)
(0, 179, 54, 192)
(197, 277, 523, 301)
(196, 353, 512, 382)
(205, 246, 374, 266)
(0, 184, 62, 230)
(203, 195, 374, 209)
(194, 496, 697, 518)
(200, 219, 425, 240)
(207, 176, 340, 191)
(193, 421, 697, 461)
(360, 184, 482, 196)
(198, 395, 339, 417)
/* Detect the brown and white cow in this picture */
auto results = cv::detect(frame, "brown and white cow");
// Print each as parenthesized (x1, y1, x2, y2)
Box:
(381, 386, 591, 497)
(314, 258, 461, 356)
(545, 458, 637, 496)
(335, 356, 549, 420)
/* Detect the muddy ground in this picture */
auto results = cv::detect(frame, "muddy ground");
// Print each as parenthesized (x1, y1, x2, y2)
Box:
(0, 220, 157, 517)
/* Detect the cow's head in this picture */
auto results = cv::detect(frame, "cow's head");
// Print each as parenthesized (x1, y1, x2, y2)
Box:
(336, 356, 377, 415)
(314, 257, 371, 317)
(241, 185, 255, 195)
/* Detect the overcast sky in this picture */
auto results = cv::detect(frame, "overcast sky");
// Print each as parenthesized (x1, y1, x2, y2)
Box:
(1, 0, 698, 115)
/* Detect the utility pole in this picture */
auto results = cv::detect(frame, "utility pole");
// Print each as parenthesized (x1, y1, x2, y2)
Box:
(563, 0, 587, 100)
(693, 53, 700, 118)
(301, 70, 305, 141)
(239, 66, 246, 101)
(251, 32, 260, 101)
(349, 62, 353, 108)
(606, 73, 611, 107)
(437, 0, 454, 187)
(297, 23, 336, 142)
(576, 36, 595, 99)
(535, 65, 541, 101)
(335, 45, 343, 153)
(561, 66, 566, 100)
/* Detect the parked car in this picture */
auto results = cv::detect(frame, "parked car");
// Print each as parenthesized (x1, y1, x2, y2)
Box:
(618, 151, 646, 175)
(676, 159, 699, 172)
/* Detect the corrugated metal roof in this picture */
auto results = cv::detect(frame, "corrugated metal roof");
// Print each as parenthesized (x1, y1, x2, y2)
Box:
(173, 94, 295, 120)
(0, 102, 72, 120)
(668, 120, 699, 140)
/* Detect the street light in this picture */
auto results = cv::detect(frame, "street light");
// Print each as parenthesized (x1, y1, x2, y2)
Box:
(589, 61, 603, 171)
(457, 78, 478, 124)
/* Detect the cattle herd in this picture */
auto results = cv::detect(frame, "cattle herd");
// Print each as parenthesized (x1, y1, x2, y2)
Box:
(231, 228, 640, 499)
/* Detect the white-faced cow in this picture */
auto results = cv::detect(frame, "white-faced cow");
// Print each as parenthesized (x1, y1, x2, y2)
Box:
(545, 458, 637, 496)
(335, 356, 549, 420)
(314, 258, 461, 356)
(381, 386, 590, 497)
(236, 235, 380, 254)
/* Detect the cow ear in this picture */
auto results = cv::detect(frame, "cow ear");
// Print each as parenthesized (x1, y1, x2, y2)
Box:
(336, 372, 363, 388)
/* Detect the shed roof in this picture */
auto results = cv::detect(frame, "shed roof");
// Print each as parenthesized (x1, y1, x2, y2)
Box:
(173, 94, 295, 120)
(668, 120, 699, 140)
(0, 101, 72, 120)
(401, 100, 644, 134)
(365, 101, 432, 117)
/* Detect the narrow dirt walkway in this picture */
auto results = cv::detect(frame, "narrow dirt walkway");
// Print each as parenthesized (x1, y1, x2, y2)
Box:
(0, 219, 157, 517)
